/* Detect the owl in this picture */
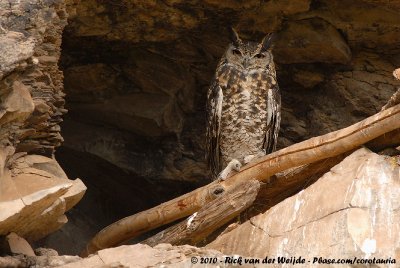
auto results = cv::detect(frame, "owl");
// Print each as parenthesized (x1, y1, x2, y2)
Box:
(206, 28, 281, 180)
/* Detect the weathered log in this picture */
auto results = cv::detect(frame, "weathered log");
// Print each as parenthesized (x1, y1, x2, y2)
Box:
(82, 101, 400, 256)
(246, 151, 352, 219)
(247, 88, 400, 218)
(144, 154, 351, 246)
(381, 87, 400, 111)
(368, 88, 400, 151)
(142, 180, 260, 247)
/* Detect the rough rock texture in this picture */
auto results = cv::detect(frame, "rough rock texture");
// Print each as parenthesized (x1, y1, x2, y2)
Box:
(394, 68, 400, 80)
(60, 0, 400, 187)
(0, 253, 81, 268)
(1, 232, 35, 257)
(1, 243, 252, 268)
(52, 0, 400, 255)
(35, 146, 199, 255)
(206, 148, 400, 265)
(0, 153, 86, 241)
(0, 0, 85, 242)
(0, 1, 67, 154)
(60, 244, 247, 268)
(2, 0, 400, 259)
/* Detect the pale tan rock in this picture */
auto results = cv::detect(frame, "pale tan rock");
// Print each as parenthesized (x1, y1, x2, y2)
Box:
(394, 68, 400, 80)
(45, 255, 83, 267)
(0, 0, 85, 251)
(0, 168, 20, 203)
(62, 179, 87, 211)
(1, 254, 84, 268)
(0, 31, 35, 80)
(0, 183, 70, 238)
(5, 232, 35, 257)
(0, 256, 24, 268)
(34, 247, 59, 257)
(0, 153, 86, 241)
(0, 81, 35, 125)
(207, 148, 400, 266)
(59, 243, 257, 268)
(59, 255, 104, 268)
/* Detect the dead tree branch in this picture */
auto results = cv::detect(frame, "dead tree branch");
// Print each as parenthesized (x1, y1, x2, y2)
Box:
(142, 180, 260, 247)
(82, 102, 400, 256)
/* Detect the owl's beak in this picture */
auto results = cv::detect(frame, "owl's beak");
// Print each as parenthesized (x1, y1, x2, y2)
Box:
(243, 57, 250, 69)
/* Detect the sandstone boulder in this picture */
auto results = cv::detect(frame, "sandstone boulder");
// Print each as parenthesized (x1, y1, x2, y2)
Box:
(207, 148, 400, 266)
(0, 0, 85, 243)
(0, 152, 86, 241)
(61, 243, 244, 268)
(1, 232, 35, 257)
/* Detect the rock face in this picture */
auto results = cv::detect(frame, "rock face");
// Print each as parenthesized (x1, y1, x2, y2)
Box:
(60, 0, 400, 186)
(0, 1, 85, 242)
(60, 244, 228, 268)
(0, 243, 243, 268)
(206, 148, 400, 265)
(54, 2, 400, 251)
(1, 0, 400, 260)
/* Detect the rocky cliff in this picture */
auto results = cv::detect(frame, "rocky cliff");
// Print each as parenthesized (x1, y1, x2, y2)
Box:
(60, 0, 400, 183)
(0, 0, 85, 244)
(0, 0, 400, 263)
(55, 1, 400, 252)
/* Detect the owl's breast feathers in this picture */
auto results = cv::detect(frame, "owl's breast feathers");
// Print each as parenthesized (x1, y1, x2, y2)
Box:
(206, 63, 281, 177)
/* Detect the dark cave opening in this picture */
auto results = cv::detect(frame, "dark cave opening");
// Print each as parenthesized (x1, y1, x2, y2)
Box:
(2, 1, 400, 264)
(36, 35, 208, 255)
(36, 0, 400, 256)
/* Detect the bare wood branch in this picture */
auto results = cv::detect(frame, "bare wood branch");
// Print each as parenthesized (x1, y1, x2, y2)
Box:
(142, 180, 260, 247)
(246, 151, 352, 219)
(369, 88, 400, 151)
(381, 88, 400, 111)
(82, 103, 400, 256)
(246, 90, 400, 218)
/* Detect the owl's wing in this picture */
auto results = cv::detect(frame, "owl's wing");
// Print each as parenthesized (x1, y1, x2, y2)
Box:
(206, 80, 223, 178)
(263, 84, 281, 154)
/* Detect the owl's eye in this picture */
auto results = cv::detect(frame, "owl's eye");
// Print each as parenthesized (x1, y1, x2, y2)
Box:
(255, 53, 265, 59)
(232, 49, 242, 56)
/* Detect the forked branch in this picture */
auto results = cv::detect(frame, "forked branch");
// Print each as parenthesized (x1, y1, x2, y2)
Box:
(142, 180, 260, 247)
(82, 92, 400, 256)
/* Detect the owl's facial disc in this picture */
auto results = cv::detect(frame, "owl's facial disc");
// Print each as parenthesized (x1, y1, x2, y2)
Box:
(226, 41, 273, 71)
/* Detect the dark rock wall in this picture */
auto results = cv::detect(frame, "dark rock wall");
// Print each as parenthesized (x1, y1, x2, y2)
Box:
(1, 0, 398, 255)
(60, 0, 400, 187)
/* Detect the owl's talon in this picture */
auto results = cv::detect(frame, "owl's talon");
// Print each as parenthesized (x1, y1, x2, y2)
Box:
(217, 174, 226, 181)
(216, 159, 242, 181)
(244, 155, 255, 164)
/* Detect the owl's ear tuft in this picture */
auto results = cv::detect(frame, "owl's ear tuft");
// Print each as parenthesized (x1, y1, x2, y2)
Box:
(260, 33, 275, 52)
(229, 27, 242, 47)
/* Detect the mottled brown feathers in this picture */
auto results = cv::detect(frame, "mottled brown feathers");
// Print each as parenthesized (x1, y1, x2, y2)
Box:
(206, 30, 281, 178)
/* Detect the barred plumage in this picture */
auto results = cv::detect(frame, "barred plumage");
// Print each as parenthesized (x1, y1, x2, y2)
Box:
(206, 28, 281, 180)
